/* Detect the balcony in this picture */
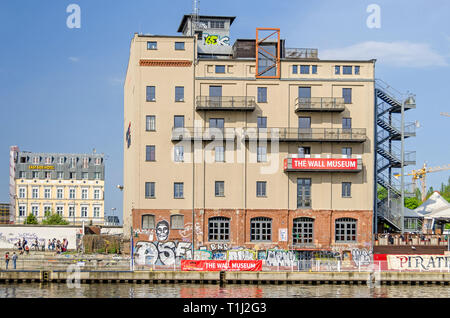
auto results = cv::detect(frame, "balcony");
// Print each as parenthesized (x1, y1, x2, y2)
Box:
(284, 155, 363, 172)
(245, 128, 367, 143)
(171, 127, 236, 141)
(196, 96, 256, 111)
(295, 97, 345, 113)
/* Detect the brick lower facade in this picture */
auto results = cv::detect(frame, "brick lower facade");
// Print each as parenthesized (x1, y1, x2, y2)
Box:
(132, 208, 373, 253)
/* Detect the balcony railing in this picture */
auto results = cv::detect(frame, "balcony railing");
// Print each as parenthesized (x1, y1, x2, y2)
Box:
(171, 127, 237, 141)
(245, 128, 367, 142)
(295, 97, 345, 112)
(196, 96, 256, 111)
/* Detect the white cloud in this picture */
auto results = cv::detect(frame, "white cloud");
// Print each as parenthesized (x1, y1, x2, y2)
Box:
(68, 57, 80, 63)
(320, 41, 448, 68)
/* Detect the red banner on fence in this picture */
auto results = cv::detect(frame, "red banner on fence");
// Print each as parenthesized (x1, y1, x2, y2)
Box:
(181, 260, 263, 272)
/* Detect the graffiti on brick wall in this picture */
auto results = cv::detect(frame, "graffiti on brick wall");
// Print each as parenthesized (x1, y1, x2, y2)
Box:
(179, 222, 203, 239)
(351, 248, 373, 266)
(227, 249, 257, 261)
(265, 249, 297, 267)
(134, 241, 192, 266)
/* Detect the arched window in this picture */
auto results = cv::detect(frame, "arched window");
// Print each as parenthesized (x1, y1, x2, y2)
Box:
(250, 217, 272, 242)
(208, 217, 230, 242)
(293, 217, 314, 245)
(335, 218, 357, 242)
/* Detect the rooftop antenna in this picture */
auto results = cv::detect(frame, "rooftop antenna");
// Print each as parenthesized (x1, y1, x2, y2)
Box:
(191, 0, 199, 36)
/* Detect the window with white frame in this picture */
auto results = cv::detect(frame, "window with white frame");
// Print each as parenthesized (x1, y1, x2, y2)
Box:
(174, 146, 184, 162)
(44, 206, 52, 216)
(59, 157, 65, 164)
(32, 187, 39, 199)
(19, 187, 26, 199)
(82, 157, 89, 169)
(81, 188, 88, 200)
(18, 205, 26, 217)
(70, 158, 76, 168)
(31, 205, 39, 217)
(94, 172, 101, 180)
(32, 156, 39, 164)
(44, 171, 51, 179)
(95, 157, 102, 165)
(44, 188, 51, 199)
(32, 171, 39, 179)
(57, 171, 64, 179)
(57, 188, 63, 199)
(93, 206, 100, 218)
(69, 188, 76, 200)
(56, 206, 64, 216)
(81, 206, 88, 218)
(45, 157, 52, 164)
(94, 189, 100, 200)
(82, 172, 89, 179)
(257, 146, 267, 162)
(68, 206, 75, 217)
(215, 146, 224, 162)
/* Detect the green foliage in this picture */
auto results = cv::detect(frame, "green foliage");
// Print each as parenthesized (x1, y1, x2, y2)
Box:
(42, 213, 69, 225)
(24, 213, 38, 225)
(377, 185, 387, 200)
(404, 197, 421, 210)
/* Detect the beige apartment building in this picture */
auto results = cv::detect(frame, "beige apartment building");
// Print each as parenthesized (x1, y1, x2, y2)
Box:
(124, 15, 375, 263)
(10, 147, 105, 225)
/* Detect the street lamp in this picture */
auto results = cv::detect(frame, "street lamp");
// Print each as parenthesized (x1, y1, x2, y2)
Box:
(111, 207, 116, 225)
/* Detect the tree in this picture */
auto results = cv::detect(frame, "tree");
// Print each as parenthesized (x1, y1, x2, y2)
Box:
(42, 213, 69, 225)
(24, 213, 38, 225)
(404, 197, 421, 210)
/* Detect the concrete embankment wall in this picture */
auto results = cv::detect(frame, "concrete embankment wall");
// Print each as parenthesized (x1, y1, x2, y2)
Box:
(1, 271, 450, 285)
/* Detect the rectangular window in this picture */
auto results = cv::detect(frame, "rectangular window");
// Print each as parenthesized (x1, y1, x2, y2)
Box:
(298, 86, 311, 99)
(81, 206, 88, 218)
(32, 171, 39, 179)
(94, 189, 100, 200)
(174, 183, 184, 199)
(298, 147, 311, 157)
(83, 157, 89, 169)
(146, 145, 156, 161)
(82, 172, 89, 179)
(81, 188, 88, 200)
(44, 171, 51, 179)
(175, 86, 184, 102)
(94, 172, 101, 180)
(208, 217, 230, 242)
(32, 156, 39, 164)
(257, 87, 267, 103)
(343, 66, 353, 75)
(257, 146, 267, 162)
(300, 65, 310, 74)
(56, 206, 64, 217)
(44, 206, 52, 216)
(354, 66, 360, 75)
(69, 188, 76, 200)
(209, 118, 224, 129)
(70, 157, 76, 168)
(147, 41, 157, 50)
(292, 65, 298, 74)
(19, 206, 26, 217)
(19, 188, 26, 199)
(250, 217, 272, 242)
(215, 181, 224, 197)
(342, 182, 352, 198)
(93, 206, 100, 218)
(45, 157, 52, 164)
(19, 171, 26, 178)
(297, 178, 311, 209)
(174, 115, 185, 128)
(59, 157, 65, 164)
(215, 146, 224, 162)
(312, 65, 318, 74)
(171, 215, 184, 230)
(44, 188, 51, 199)
(142, 215, 155, 230)
(32, 188, 39, 199)
(146, 116, 156, 131)
(95, 158, 102, 165)
(175, 42, 185, 50)
(174, 146, 184, 162)
(145, 182, 155, 199)
(342, 147, 352, 157)
(70, 172, 76, 179)
(342, 117, 352, 130)
(342, 88, 352, 104)
(256, 181, 267, 197)
(335, 66, 340, 75)
(146, 86, 156, 101)
(210, 20, 225, 29)
(257, 117, 267, 129)
(32, 205, 39, 217)
(215, 65, 226, 74)
(68, 206, 75, 218)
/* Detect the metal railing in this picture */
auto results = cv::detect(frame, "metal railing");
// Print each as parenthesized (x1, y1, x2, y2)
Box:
(295, 97, 345, 112)
(171, 127, 237, 141)
(375, 233, 449, 246)
(285, 48, 319, 59)
(245, 128, 367, 142)
(196, 96, 256, 110)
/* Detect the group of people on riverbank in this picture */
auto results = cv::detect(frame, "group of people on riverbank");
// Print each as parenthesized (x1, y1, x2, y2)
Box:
(47, 238, 68, 254)
(4, 252, 18, 270)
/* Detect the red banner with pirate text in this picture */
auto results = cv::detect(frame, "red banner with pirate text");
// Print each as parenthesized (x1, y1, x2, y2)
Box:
(181, 260, 263, 272)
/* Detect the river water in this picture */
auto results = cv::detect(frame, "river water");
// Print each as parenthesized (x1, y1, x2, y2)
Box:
(0, 283, 450, 298)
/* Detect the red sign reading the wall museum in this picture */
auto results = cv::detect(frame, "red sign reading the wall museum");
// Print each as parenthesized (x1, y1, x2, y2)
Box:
(284, 158, 359, 171)
(181, 260, 263, 272)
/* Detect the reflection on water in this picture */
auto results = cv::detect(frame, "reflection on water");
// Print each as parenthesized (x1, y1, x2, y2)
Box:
(0, 283, 450, 298)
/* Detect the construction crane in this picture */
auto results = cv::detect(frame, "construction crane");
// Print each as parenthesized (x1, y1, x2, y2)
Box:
(394, 163, 450, 201)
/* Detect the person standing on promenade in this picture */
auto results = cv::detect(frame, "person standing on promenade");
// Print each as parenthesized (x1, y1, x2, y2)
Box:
(11, 252, 17, 270)
(5, 252, 9, 270)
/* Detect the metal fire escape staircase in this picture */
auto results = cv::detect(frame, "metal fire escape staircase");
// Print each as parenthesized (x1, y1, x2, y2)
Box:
(375, 80, 416, 232)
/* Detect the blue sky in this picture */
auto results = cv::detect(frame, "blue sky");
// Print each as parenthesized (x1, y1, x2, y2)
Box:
(0, 0, 449, 223)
